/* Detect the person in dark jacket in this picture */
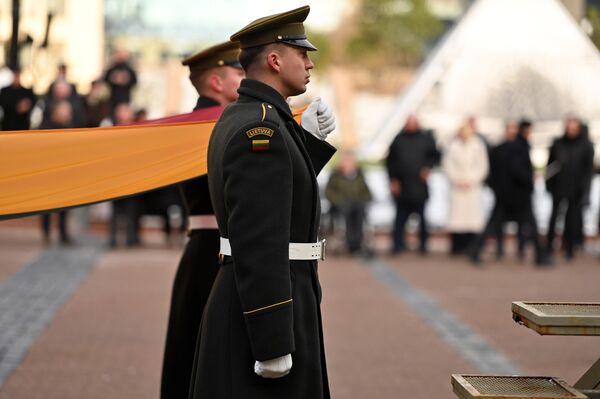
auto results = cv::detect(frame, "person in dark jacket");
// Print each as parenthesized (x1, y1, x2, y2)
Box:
(45, 64, 79, 103)
(40, 100, 74, 244)
(325, 152, 372, 254)
(160, 41, 244, 399)
(0, 68, 36, 131)
(545, 117, 594, 260)
(188, 6, 336, 399)
(104, 48, 138, 109)
(84, 78, 110, 128)
(470, 120, 551, 266)
(135, 103, 184, 243)
(487, 121, 526, 259)
(385, 115, 439, 254)
(107, 103, 141, 247)
(41, 80, 86, 128)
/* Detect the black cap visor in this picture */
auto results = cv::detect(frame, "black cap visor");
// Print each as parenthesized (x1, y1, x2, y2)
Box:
(224, 60, 243, 69)
(281, 38, 318, 51)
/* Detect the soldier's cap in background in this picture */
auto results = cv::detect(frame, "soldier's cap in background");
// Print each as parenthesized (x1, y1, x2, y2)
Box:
(230, 5, 317, 51)
(182, 41, 241, 75)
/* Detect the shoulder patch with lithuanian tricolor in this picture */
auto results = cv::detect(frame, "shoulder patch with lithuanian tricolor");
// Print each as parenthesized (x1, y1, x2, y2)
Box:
(252, 139, 270, 151)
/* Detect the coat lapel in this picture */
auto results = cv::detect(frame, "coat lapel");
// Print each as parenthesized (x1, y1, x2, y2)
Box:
(285, 119, 320, 241)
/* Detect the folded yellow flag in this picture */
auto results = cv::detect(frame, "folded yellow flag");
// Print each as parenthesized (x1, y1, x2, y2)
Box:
(0, 119, 214, 219)
(0, 107, 304, 219)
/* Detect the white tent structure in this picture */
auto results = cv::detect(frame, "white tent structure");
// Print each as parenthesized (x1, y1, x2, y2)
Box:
(363, 0, 600, 160)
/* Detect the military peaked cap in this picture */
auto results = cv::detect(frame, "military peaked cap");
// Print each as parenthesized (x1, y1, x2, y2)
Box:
(230, 5, 317, 51)
(182, 41, 241, 74)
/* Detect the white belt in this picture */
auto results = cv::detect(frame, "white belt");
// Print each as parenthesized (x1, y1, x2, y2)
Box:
(219, 237, 326, 261)
(188, 215, 219, 230)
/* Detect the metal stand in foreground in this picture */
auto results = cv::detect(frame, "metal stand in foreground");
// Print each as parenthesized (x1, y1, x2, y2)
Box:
(574, 358, 600, 399)
(452, 374, 586, 399)
(450, 302, 600, 399)
(512, 301, 600, 399)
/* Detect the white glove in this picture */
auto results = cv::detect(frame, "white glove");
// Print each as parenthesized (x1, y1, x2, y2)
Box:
(254, 354, 293, 378)
(301, 97, 336, 140)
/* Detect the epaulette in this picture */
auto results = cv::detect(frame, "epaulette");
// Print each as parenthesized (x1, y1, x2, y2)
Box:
(258, 102, 280, 126)
(243, 103, 281, 151)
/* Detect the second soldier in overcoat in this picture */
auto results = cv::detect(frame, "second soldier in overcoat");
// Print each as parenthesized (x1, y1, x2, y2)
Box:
(160, 41, 244, 399)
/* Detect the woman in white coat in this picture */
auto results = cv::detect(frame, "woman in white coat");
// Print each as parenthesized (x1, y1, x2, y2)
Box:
(443, 122, 489, 254)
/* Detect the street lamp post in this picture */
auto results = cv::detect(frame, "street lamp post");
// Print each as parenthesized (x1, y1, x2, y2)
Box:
(9, 0, 20, 69)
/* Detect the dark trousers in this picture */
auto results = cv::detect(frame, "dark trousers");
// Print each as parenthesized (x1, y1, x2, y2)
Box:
(495, 221, 526, 258)
(472, 201, 544, 262)
(450, 233, 475, 255)
(41, 211, 69, 243)
(547, 196, 584, 257)
(325, 205, 339, 235)
(393, 200, 428, 252)
(339, 203, 367, 253)
(109, 198, 140, 246)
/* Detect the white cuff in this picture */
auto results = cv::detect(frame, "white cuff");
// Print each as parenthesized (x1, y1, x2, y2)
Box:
(254, 354, 293, 378)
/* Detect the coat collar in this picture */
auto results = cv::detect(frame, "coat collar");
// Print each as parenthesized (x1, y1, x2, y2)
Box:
(516, 133, 530, 148)
(194, 96, 220, 111)
(237, 79, 294, 120)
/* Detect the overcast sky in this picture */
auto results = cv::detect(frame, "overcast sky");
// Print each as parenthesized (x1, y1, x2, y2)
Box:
(138, 0, 349, 41)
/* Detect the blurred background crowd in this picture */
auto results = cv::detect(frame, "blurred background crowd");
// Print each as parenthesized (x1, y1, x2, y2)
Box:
(3, 0, 600, 265)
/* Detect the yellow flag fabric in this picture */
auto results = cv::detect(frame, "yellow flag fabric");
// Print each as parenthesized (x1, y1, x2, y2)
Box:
(0, 107, 304, 219)
(0, 120, 215, 219)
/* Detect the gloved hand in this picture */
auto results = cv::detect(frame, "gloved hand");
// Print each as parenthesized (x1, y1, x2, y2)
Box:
(254, 354, 293, 378)
(301, 97, 336, 140)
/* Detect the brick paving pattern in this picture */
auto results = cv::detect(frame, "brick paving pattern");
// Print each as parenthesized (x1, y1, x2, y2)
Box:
(366, 256, 521, 374)
(0, 227, 598, 398)
(320, 255, 477, 398)
(0, 245, 175, 399)
(0, 236, 103, 387)
(387, 251, 600, 384)
(0, 222, 44, 282)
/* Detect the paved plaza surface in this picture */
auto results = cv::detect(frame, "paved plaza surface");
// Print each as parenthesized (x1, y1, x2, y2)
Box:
(0, 219, 599, 398)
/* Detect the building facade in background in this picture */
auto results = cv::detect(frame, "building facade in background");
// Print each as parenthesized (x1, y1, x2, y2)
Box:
(0, 0, 104, 94)
(104, 0, 210, 116)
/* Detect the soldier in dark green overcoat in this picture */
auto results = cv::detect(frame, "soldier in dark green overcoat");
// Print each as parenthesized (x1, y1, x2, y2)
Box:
(188, 5, 337, 399)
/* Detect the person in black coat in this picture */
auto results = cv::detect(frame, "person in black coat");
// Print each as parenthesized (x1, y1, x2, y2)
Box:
(545, 117, 594, 259)
(39, 100, 74, 244)
(188, 6, 336, 399)
(0, 68, 36, 131)
(486, 121, 526, 259)
(84, 79, 110, 128)
(160, 41, 244, 399)
(45, 64, 79, 103)
(385, 115, 439, 254)
(106, 103, 141, 247)
(41, 80, 87, 129)
(104, 48, 138, 108)
(470, 120, 551, 266)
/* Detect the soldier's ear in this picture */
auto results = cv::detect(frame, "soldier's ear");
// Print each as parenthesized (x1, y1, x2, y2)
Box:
(266, 51, 282, 73)
(208, 73, 223, 93)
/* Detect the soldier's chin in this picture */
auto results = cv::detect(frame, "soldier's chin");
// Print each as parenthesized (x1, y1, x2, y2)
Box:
(290, 84, 307, 97)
